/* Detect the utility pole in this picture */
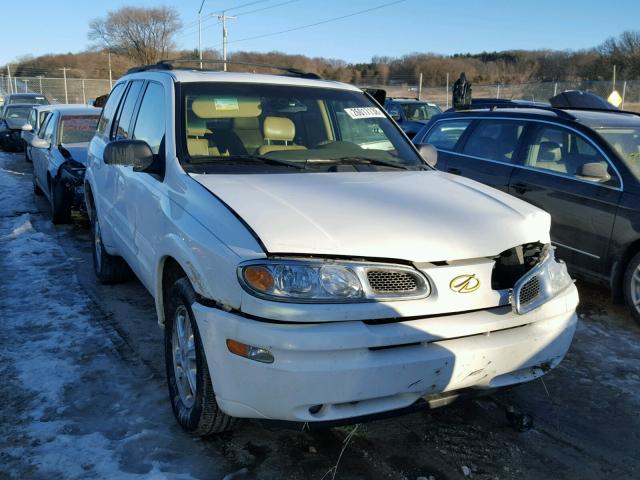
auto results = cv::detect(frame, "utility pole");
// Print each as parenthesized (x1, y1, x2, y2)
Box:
(418, 72, 423, 100)
(108, 52, 113, 88)
(60, 67, 69, 104)
(198, 0, 206, 68)
(218, 11, 236, 72)
(613, 64, 617, 91)
(445, 72, 449, 109)
(38, 76, 43, 94)
(7, 64, 13, 94)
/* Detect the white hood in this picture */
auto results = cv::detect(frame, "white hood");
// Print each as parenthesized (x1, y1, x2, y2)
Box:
(191, 171, 550, 263)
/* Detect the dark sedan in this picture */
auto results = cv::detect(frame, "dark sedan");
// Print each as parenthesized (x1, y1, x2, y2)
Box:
(0, 104, 33, 151)
(414, 105, 640, 322)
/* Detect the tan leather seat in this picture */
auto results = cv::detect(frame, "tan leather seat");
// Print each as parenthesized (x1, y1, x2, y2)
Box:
(233, 117, 263, 154)
(187, 138, 209, 156)
(258, 116, 306, 155)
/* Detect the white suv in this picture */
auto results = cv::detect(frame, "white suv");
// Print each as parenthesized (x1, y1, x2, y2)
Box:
(84, 63, 578, 435)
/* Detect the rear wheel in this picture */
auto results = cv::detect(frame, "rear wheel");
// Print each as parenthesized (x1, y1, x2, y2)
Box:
(50, 179, 72, 224)
(91, 204, 130, 284)
(623, 251, 640, 325)
(165, 277, 235, 435)
(24, 143, 30, 161)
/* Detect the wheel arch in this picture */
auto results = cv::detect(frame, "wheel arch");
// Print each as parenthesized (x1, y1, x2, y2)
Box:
(611, 238, 640, 302)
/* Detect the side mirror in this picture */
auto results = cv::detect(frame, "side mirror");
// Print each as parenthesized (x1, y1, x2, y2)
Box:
(418, 144, 438, 168)
(21, 123, 33, 132)
(31, 137, 50, 149)
(103, 139, 154, 171)
(577, 162, 610, 182)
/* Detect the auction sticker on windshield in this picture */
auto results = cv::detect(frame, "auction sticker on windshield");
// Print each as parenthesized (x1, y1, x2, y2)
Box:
(344, 107, 386, 119)
(214, 98, 239, 111)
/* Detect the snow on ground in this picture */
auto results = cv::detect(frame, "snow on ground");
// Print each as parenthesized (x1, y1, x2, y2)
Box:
(0, 154, 222, 480)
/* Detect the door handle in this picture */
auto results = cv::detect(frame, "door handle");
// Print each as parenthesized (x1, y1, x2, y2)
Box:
(447, 167, 461, 175)
(512, 182, 530, 194)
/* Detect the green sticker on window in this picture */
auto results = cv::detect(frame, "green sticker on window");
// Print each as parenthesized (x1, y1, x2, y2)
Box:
(214, 98, 239, 111)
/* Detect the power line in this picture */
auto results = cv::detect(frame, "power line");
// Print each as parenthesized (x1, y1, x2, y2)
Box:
(233, 0, 300, 17)
(215, 0, 407, 47)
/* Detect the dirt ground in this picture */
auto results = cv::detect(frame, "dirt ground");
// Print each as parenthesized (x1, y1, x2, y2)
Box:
(1, 151, 639, 480)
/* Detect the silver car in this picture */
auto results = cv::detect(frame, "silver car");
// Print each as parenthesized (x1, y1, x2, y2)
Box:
(31, 106, 100, 223)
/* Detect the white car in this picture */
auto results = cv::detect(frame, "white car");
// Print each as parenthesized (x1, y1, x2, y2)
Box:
(84, 64, 578, 434)
(21, 104, 58, 162)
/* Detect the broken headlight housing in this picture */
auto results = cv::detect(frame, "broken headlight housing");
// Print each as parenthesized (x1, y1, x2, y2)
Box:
(238, 259, 430, 303)
(512, 245, 573, 314)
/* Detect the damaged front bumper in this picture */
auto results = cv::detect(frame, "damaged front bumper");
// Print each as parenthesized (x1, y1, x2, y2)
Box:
(58, 163, 86, 212)
(193, 283, 578, 423)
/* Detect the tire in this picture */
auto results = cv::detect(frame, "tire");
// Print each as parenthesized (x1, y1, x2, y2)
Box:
(623, 251, 640, 325)
(91, 205, 130, 284)
(32, 173, 44, 196)
(165, 277, 235, 435)
(24, 143, 31, 162)
(50, 179, 72, 224)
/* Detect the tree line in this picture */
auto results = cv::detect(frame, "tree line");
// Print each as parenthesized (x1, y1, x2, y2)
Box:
(3, 6, 640, 86)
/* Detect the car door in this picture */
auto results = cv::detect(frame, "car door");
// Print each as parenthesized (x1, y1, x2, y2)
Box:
(107, 79, 146, 259)
(33, 113, 57, 195)
(446, 118, 528, 192)
(87, 82, 127, 250)
(414, 118, 474, 174)
(124, 81, 168, 290)
(508, 121, 622, 281)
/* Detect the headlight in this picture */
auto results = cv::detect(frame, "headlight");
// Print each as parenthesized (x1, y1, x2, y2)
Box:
(513, 246, 573, 314)
(238, 259, 430, 303)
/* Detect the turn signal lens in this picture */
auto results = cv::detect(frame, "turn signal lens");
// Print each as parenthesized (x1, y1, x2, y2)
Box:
(243, 266, 274, 293)
(226, 339, 274, 364)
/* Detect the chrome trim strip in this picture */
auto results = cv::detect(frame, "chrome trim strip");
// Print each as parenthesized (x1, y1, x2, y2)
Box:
(424, 116, 625, 191)
(552, 241, 600, 259)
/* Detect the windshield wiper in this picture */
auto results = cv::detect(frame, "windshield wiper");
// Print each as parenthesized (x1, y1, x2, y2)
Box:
(306, 156, 415, 170)
(188, 155, 304, 170)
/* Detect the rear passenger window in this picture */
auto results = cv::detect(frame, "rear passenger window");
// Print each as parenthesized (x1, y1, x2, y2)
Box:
(97, 83, 126, 137)
(523, 124, 614, 184)
(423, 120, 472, 150)
(112, 80, 144, 140)
(133, 82, 165, 155)
(462, 120, 526, 163)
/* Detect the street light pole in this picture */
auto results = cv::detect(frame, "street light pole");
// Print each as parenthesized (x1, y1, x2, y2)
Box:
(198, 0, 206, 68)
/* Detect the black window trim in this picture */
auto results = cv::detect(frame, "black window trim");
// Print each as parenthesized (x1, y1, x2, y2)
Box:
(423, 116, 624, 191)
(111, 79, 147, 141)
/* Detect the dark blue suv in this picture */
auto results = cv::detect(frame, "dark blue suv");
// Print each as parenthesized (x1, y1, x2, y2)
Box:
(384, 98, 442, 139)
(414, 106, 640, 322)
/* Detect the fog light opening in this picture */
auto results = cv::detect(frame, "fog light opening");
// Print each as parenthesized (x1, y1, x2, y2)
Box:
(226, 339, 274, 364)
(308, 404, 323, 415)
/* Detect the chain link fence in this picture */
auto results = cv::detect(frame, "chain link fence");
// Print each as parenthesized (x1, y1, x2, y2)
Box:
(2, 74, 639, 113)
(1, 76, 112, 105)
(357, 77, 640, 112)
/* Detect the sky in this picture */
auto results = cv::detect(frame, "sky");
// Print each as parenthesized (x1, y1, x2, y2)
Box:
(1, 0, 639, 66)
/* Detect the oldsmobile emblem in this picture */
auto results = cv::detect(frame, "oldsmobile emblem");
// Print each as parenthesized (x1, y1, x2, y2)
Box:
(450, 274, 480, 293)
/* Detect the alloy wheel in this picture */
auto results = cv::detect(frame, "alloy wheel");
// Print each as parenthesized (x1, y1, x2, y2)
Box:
(172, 305, 197, 408)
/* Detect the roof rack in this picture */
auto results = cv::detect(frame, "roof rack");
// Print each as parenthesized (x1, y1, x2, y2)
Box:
(388, 96, 420, 101)
(127, 59, 322, 79)
(553, 106, 640, 118)
(455, 103, 577, 120)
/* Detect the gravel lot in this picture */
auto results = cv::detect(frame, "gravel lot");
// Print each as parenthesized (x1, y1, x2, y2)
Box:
(1, 151, 639, 480)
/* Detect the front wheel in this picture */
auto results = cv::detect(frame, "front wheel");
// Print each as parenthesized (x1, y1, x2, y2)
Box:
(165, 277, 235, 435)
(623, 251, 640, 325)
(24, 143, 30, 162)
(50, 179, 72, 224)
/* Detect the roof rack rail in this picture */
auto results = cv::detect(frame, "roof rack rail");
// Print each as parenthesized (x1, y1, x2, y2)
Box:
(456, 103, 577, 120)
(554, 106, 640, 117)
(127, 59, 322, 79)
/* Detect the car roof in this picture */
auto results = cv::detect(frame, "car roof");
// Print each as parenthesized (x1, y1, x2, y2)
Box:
(49, 105, 101, 116)
(7, 93, 46, 99)
(435, 106, 640, 129)
(123, 69, 362, 92)
(4, 103, 35, 108)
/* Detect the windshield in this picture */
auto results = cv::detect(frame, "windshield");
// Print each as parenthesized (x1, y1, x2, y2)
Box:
(4, 106, 31, 121)
(596, 127, 640, 180)
(9, 95, 48, 105)
(400, 103, 441, 121)
(180, 82, 424, 173)
(59, 115, 99, 144)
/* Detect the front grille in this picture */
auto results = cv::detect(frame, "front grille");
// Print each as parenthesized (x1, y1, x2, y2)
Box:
(519, 275, 540, 305)
(367, 270, 418, 293)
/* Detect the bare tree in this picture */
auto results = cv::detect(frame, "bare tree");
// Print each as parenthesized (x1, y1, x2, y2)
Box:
(89, 6, 182, 65)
